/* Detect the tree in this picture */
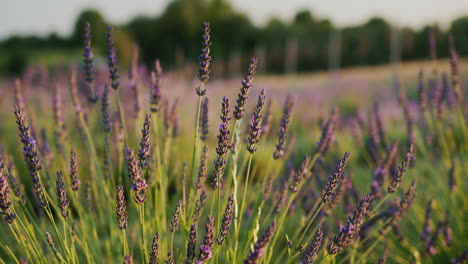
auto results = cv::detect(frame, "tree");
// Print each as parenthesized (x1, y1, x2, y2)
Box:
(450, 16, 468, 55)
(71, 9, 108, 52)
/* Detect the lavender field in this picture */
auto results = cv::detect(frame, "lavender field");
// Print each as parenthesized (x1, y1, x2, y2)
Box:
(0, 20, 467, 264)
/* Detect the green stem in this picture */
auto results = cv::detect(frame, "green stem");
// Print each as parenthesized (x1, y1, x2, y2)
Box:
(295, 202, 324, 252)
(212, 187, 222, 262)
(240, 199, 264, 256)
(265, 153, 321, 263)
(44, 206, 72, 262)
(238, 154, 253, 228)
(152, 113, 164, 234)
(62, 220, 68, 260)
(65, 219, 79, 264)
(189, 95, 204, 192)
(0, 235, 21, 264)
(283, 202, 326, 263)
(318, 253, 331, 264)
(10, 207, 43, 262)
(349, 238, 358, 264)
(354, 231, 386, 263)
(139, 204, 148, 263)
(77, 112, 113, 214)
(115, 89, 129, 148)
(336, 219, 393, 264)
(233, 153, 253, 262)
(368, 194, 389, 218)
(9, 223, 39, 263)
(71, 191, 95, 263)
(122, 229, 129, 257)
(230, 120, 241, 262)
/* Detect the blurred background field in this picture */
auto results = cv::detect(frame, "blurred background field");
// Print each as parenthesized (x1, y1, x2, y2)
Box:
(2, 0, 468, 119)
(1, 0, 468, 76)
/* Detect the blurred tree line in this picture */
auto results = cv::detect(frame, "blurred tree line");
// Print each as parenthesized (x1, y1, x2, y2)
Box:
(1, 0, 468, 76)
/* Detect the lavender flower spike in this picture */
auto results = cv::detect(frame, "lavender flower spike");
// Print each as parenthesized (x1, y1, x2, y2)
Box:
(186, 224, 197, 264)
(169, 200, 182, 233)
(234, 57, 258, 120)
(116, 186, 128, 230)
(196, 22, 211, 95)
(327, 194, 374, 254)
(150, 59, 163, 113)
(69, 148, 81, 191)
(2, 155, 25, 205)
(198, 22, 211, 82)
(14, 104, 47, 208)
(101, 85, 112, 133)
(247, 89, 266, 154)
(273, 95, 294, 159)
(196, 216, 215, 264)
(192, 190, 207, 223)
(290, 155, 311, 193)
(139, 113, 152, 170)
(56, 171, 70, 219)
(83, 21, 97, 102)
(300, 226, 323, 264)
(0, 175, 16, 224)
(126, 148, 147, 204)
(106, 26, 120, 90)
(321, 152, 350, 203)
(315, 107, 338, 156)
(199, 97, 209, 141)
(217, 194, 235, 245)
(211, 97, 231, 190)
(388, 144, 414, 193)
(244, 221, 276, 264)
(149, 232, 159, 264)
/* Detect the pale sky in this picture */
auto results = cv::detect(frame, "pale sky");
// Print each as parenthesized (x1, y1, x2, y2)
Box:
(2, 0, 468, 39)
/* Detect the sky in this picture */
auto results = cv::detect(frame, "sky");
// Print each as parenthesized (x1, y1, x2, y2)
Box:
(1, 0, 468, 39)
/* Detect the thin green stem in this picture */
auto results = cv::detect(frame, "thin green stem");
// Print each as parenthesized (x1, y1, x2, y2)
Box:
(230, 120, 241, 262)
(336, 219, 393, 264)
(189, 95, 204, 192)
(265, 153, 321, 263)
(9, 223, 38, 263)
(213, 187, 222, 262)
(0, 235, 21, 264)
(210, 189, 216, 218)
(240, 199, 265, 255)
(122, 229, 129, 257)
(77, 113, 113, 217)
(282, 201, 326, 263)
(62, 220, 68, 260)
(71, 191, 95, 263)
(368, 194, 389, 218)
(318, 253, 331, 264)
(294, 201, 324, 257)
(65, 218, 79, 264)
(44, 206, 72, 262)
(349, 238, 358, 264)
(233, 153, 253, 262)
(139, 204, 148, 263)
(150, 113, 167, 234)
(238, 154, 253, 228)
(10, 207, 43, 262)
(115, 89, 129, 148)
(354, 232, 386, 263)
